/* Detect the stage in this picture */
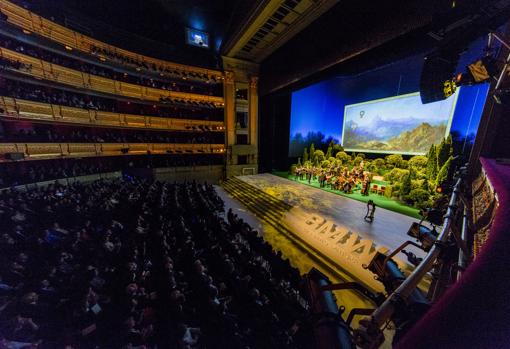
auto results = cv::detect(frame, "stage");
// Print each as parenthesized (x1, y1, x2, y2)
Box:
(273, 171, 421, 219)
(221, 173, 430, 294)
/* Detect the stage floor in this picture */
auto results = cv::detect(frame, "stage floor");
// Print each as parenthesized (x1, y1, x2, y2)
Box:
(226, 173, 429, 293)
(273, 171, 421, 218)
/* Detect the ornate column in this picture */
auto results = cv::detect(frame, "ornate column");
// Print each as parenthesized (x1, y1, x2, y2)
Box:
(249, 76, 259, 148)
(224, 71, 236, 148)
(222, 56, 259, 178)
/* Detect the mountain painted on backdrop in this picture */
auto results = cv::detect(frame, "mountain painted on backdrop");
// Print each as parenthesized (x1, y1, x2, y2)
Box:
(344, 116, 444, 142)
(347, 122, 447, 153)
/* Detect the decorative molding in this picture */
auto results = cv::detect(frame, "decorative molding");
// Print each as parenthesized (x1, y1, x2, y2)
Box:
(249, 76, 259, 89)
(222, 56, 259, 80)
(224, 71, 235, 85)
(0, 47, 224, 105)
(0, 142, 225, 161)
(0, 96, 224, 131)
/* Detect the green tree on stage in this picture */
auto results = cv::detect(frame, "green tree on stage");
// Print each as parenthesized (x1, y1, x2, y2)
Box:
(332, 142, 344, 157)
(373, 158, 385, 170)
(386, 154, 403, 168)
(437, 135, 453, 170)
(421, 177, 430, 192)
(426, 145, 438, 181)
(409, 155, 428, 169)
(314, 150, 325, 163)
(303, 147, 309, 163)
(336, 151, 350, 163)
(401, 171, 412, 198)
(436, 155, 453, 185)
(309, 143, 316, 163)
(326, 145, 332, 160)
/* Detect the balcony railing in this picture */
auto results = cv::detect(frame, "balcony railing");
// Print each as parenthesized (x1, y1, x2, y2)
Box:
(0, 142, 226, 161)
(0, 47, 224, 106)
(0, 0, 223, 81)
(0, 96, 225, 131)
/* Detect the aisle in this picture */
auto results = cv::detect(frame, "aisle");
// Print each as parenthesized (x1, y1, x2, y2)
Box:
(214, 185, 377, 322)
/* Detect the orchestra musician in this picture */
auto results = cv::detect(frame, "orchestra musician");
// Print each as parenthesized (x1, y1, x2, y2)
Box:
(292, 161, 373, 196)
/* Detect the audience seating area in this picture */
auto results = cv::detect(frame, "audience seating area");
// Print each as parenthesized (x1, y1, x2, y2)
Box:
(0, 123, 224, 144)
(0, 0, 223, 84)
(1, 80, 224, 118)
(0, 46, 224, 106)
(0, 0, 228, 167)
(0, 179, 310, 348)
(0, 35, 223, 97)
(0, 156, 224, 188)
(0, 142, 224, 161)
(0, 96, 225, 132)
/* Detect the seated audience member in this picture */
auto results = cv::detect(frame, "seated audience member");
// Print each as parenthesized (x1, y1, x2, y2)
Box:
(0, 179, 308, 348)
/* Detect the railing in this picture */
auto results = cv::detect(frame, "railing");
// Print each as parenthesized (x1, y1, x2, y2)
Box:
(0, 171, 122, 192)
(354, 177, 464, 348)
(0, 96, 225, 131)
(0, 0, 223, 80)
(0, 47, 224, 106)
(0, 142, 226, 160)
(0, 164, 225, 192)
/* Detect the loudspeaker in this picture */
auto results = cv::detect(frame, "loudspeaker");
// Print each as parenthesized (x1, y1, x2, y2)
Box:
(120, 147, 129, 154)
(5, 152, 25, 160)
(420, 51, 459, 104)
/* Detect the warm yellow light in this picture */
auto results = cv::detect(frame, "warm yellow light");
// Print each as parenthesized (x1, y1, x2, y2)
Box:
(65, 45, 73, 51)
(22, 29, 31, 35)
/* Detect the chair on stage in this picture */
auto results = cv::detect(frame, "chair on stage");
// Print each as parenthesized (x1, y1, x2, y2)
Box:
(370, 184, 378, 194)
(378, 186, 386, 196)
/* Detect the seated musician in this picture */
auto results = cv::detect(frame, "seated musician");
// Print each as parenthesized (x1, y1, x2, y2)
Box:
(318, 171, 325, 188)
(326, 173, 332, 188)
(343, 179, 352, 193)
(307, 168, 312, 183)
(362, 173, 371, 196)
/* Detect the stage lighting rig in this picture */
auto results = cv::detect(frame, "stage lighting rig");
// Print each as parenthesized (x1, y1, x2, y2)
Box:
(407, 222, 438, 252)
(457, 31, 510, 104)
(456, 55, 499, 85)
(361, 251, 429, 345)
(401, 250, 422, 267)
(420, 0, 510, 104)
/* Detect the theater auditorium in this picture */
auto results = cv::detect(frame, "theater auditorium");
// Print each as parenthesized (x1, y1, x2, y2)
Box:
(0, 0, 509, 348)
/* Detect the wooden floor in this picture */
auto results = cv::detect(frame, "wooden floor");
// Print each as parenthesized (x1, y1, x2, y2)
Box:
(226, 173, 430, 293)
(239, 173, 425, 253)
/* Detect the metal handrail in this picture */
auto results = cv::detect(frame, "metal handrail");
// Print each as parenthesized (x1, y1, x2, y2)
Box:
(457, 206, 469, 281)
(356, 177, 463, 346)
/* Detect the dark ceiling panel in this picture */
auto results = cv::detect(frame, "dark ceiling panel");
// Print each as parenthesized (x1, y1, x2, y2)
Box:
(259, 0, 441, 94)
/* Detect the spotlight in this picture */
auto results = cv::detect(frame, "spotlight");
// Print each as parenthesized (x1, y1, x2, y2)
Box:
(456, 56, 498, 86)
(407, 222, 438, 252)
